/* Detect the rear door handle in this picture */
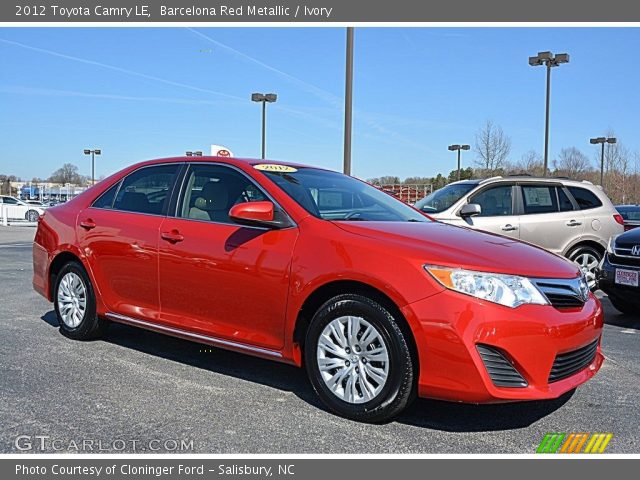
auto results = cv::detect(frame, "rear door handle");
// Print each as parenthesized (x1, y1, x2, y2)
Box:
(161, 230, 184, 244)
(79, 219, 96, 230)
(566, 219, 582, 227)
(501, 224, 518, 232)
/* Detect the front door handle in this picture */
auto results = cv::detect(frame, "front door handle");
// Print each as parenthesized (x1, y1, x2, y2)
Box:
(566, 219, 583, 227)
(501, 224, 518, 232)
(79, 219, 96, 230)
(161, 230, 184, 244)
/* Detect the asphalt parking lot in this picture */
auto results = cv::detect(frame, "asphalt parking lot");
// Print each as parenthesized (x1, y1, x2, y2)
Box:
(1, 226, 638, 454)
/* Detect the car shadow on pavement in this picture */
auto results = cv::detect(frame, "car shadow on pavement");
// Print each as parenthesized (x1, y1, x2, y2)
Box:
(397, 391, 575, 432)
(40, 311, 574, 431)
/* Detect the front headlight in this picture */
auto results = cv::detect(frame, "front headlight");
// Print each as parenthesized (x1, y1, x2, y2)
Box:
(606, 234, 620, 254)
(424, 265, 549, 308)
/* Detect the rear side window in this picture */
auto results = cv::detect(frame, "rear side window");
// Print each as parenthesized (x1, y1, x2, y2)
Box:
(521, 185, 558, 214)
(557, 187, 574, 212)
(568, 187, 602, 210)
(113, 164, 180, 215)
(92, 182, 120, 209)
(470, 185, 513, 216)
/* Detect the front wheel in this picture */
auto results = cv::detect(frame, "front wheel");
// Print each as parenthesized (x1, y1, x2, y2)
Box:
(54, 261, 107, 340)
(567, 245, 602, 290)
(304, 294, 415, 423)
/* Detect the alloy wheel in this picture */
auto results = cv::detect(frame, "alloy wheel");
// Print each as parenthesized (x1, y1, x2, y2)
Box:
(572, 252, 599, 289)
(316, 316, 390, 404)
(57, 272, 87, 328)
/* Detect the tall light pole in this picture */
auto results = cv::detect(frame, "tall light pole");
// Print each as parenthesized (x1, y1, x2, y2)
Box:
(343, 27, 354, 176)
(529, 51, 570, 176)
(186, 151, 203, 157)
(590, 136, 617, 189)
(251, 93, 277, 159)
(83, 149, 101, 185)
(448, 144, 471, 181)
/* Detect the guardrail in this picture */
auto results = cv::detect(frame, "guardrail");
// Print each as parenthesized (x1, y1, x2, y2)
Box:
(0, 205, 38, 227)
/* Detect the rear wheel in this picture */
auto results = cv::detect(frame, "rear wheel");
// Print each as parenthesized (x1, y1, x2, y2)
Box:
(567, 245, 602, 290)
(25, 209, 39, 222)
(54, 261, 107, 340)
(304, 294, 415, 423)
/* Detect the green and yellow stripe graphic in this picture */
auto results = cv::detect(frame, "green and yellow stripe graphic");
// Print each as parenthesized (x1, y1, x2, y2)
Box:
(537, 433, 613, 453)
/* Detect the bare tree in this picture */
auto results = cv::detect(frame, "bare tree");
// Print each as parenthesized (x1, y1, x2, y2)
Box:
(474, 120, 511, 173)
(48, 163, 87, 185)
(511, 150, 545, 176)
(553, 147, 591, 179)
(367, 175, 401, 186)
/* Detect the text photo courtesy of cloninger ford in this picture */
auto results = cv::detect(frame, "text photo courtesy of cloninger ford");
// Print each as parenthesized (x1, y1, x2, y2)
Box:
(1, 17, 640, 462)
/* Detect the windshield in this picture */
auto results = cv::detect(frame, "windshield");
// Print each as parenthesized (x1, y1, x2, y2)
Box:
(414, 183, 477, 213)
(260, 167, 429, 222)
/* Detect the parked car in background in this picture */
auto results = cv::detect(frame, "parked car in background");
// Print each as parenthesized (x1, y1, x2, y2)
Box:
(25, 200, 49, 208)
(615, 205, 640, 231)
(598, 227, 640, 314)
(33, 157, 603, 422)
(415, 176, 624, 289)
(0, 195, 46, 222)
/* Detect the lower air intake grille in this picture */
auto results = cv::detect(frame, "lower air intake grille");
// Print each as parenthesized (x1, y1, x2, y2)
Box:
(548, 339, 599, 383)
(476, 344, 527, 388)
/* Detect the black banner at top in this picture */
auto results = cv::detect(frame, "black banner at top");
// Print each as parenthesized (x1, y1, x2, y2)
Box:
(3, 0, 640, 23)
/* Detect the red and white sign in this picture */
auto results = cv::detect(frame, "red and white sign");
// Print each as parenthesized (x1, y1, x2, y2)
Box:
(211, 144, 233, 157)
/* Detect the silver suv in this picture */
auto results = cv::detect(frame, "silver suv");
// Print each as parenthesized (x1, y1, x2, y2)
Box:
(414, 176, 624, 288)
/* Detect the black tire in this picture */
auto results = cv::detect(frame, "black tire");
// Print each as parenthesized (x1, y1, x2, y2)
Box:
(567, 245, 603, 291)
(608, 295, 637, 315)
(53, 261, 107, 340)
(25, 209, 39, 222)
(304, 294, 415, 423)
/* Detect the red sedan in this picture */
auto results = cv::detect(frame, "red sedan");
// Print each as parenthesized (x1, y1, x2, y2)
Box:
(33, 157, 604, 422)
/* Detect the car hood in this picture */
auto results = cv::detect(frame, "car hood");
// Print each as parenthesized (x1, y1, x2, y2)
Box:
(615, 227, 640, 247)
(333, 221, 580, 279)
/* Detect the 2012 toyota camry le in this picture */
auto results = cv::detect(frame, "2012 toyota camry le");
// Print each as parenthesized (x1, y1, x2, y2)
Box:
(33, 157, 604, 422)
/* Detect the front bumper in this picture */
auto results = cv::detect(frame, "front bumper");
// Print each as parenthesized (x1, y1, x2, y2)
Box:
(402, 289, 604, 403)
(598, 252, 640, 304)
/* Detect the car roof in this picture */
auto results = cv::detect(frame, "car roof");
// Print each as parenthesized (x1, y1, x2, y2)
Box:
(448, 175, 598, 188)
(132, 156, 319, 171)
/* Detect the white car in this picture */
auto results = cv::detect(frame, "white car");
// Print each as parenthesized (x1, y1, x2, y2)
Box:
(0, 195, 46, 222)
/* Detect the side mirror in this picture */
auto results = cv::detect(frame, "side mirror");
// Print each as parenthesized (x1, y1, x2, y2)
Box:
(460, 203, 481, 218)
(229, 201, 291, 229)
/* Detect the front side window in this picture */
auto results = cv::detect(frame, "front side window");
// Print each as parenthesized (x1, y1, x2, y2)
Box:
(470, 185, 513, 217)
(568, 187, 603, 210)
(260, 167, 428, 222)
(414, 182, 477, 213)
(2, 196, 19, 205)
(178, 164, 268, 223)
(113, 164, 180, 215)
(521, 185, 559, 214)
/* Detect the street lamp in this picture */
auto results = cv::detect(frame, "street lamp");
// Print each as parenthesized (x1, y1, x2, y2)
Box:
(448, 144, 471, 181)
(186, 151, 203, 157)
(529, 51, 570, 176)
(83, 149, 101, 185)
(251, 92, 277, 159)
(590, 136, 617, 188)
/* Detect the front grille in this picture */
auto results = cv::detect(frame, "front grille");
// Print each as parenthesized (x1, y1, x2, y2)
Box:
(611, 247, 640, 267)
(533, 278, 587, 309)
(548, 339, 599, 383)
(477, 344, 527, 388)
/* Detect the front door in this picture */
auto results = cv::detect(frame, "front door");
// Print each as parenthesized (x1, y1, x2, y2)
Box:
(158, 163, 298, 350)
(464, 184, 520, 240)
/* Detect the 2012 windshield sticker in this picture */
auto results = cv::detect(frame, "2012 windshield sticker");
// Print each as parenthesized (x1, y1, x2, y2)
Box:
(254, 164, 298, 173)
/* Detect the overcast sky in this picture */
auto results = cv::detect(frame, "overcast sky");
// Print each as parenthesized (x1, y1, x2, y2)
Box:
(1, 27, 639, 181)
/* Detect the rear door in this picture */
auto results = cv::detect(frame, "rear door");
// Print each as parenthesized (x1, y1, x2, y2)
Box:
(464, 183, 520, 239)
(516, 183, 583, 254)
(76, 163, 181, 322)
